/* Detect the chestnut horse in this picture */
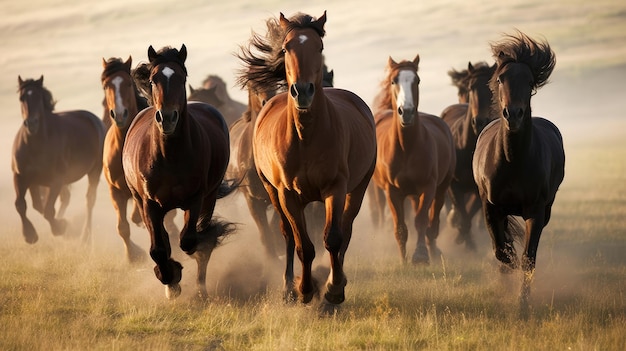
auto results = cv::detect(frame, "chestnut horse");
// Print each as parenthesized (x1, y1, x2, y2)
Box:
(440, 61, 496, 250)
(13, 76, 105, 244)
(122, 45, 236, 299)
(370, 56, 456, 264)
(102, 56, 154, 263)
(238, 12, 376, 305)
(472, 32, 564, 315)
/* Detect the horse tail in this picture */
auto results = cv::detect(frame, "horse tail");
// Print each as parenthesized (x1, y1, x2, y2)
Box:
(216, 176, 243, 199)
(505, 215, 525, 245)
(196, 214, 236, 246)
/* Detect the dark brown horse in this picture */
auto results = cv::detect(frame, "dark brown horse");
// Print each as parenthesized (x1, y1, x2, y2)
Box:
(238, 11, 376, 306)
(122, 45, 236, 299)
(13, 76, 105, 244)
(447, 64, 473, 103)
(369, 56, 456, 264)
(472, 32, 564, 315)
(440, 61, 496, 250)
(101, 56, 151, 262)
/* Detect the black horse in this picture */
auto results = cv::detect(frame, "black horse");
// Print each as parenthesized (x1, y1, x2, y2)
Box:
(472, 31, 564, 315)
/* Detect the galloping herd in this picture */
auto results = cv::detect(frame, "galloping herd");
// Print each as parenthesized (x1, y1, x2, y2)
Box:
(12, 11, 564, 314)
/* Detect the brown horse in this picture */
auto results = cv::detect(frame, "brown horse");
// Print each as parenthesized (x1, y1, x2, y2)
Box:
(472, 32, 564, 315)
(101, 56, 151, 263)
(238, 11, 376, 306)
(191, 75, 247, 127)
(13, 75, 105, 244)
(122, 45, 236, 299)
(440, 61, 496, 250)
(370, 56, 456, 264)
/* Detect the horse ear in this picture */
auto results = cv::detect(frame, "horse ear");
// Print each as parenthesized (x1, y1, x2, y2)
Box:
(102, 58, 108, 68)
(413, 54, 420, 66)
(388, 56, 397, 66)
(467, 61, 474, 72)
(189, 84, 195, 94)
(179, 44, 187, 63)
(279, 12, 290, 29)
(316, 10, 327, 28)
(148, 45, 157, 62)
(37, 75, 44, 85)
(125, 56, 132, 68)
(18, 75, 23, 85)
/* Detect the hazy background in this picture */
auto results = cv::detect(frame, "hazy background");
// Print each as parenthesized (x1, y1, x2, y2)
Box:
(0, 0, 625, 300)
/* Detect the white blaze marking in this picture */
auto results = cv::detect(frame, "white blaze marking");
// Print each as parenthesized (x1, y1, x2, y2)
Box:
(396, 70, 416, 109)
(27, 90, 32, 96)
(111, 76, 126, 112)
(298, 34, 308, 44)
(162, 66, 175, 80)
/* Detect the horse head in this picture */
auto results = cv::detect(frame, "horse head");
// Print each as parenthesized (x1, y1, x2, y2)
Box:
(18, 75, 53, 135)
(465, 61, 497, 135)
(101, 56, 136, 129)
(387, 55, 420, 127)
(147, 44, 188, 136)
(188, 84, 222, 107)
(279, 11, 326, 111)
(490, 32, 555, 133)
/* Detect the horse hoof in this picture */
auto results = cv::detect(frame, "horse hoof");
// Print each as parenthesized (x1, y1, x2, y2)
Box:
(165, 283, 181, 300)
(154, 260, 183, 285)
(51, 219, 67, 236)
(283, 289, 298, 304)
(411, 246, 430, 265)
(319, 297, 342, 316)
(499, 263, 516, 274)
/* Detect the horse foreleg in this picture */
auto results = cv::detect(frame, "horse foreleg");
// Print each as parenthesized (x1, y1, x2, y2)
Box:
(82, 173, 100, 245)
(411, 191, 434, 265)
(15, 176, 38, 243)
(448, 183, 472, 248)
(57, 185, 71, 219)
(483, 202, 517, 272)
(426, 186, 446, 261)
(386, 187, 408, 262)
(110, 187, 145, 263)
(29, 186, 45, 214)
(144, 200, 181, 299)
(519, 210, 545, 317)
(279, 189, 316, 303)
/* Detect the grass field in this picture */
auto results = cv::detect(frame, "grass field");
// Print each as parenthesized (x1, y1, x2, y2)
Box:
(1, 0, 625, 350)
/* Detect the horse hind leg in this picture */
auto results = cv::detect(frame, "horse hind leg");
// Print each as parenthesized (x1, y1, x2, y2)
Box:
(42, 185, 67, 236)
(193, 214, 235, 300)
(57, 185, 71, 219)
(81, 171, 101, 245)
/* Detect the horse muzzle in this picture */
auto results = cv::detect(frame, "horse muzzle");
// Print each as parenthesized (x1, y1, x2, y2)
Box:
(502, 106, 524, 132)
(289, 82, 315, 110)
(23, 117, 40, 134)
(398, 106, 417, 127)
(156, 109, 180, 135)
(110, 108, 129, 128)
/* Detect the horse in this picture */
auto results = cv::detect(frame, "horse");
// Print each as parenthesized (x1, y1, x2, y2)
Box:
(472, 31, 564, 315)
(102, 56, 158, 263)
(122, 44, 237, 299)
(447, 65, 473, 103)
(237, 11, 376, 306)
(194, 75, 247, 127)
(440, 61, 497, 250)
(369, 56, 456, 264)
(12, 75, 105, 244)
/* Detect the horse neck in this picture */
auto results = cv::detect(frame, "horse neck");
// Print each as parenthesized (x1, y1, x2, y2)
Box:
(288, 88, 329, 142)
(462, 109, 478, 141)
(499, 109, 533, 163)
(392, 112, 424, 150)
(151, 105, 191, 159)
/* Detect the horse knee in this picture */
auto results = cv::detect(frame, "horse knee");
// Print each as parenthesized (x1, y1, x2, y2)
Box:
(324, 228, 342, 253)
(15, 198, 27, 215)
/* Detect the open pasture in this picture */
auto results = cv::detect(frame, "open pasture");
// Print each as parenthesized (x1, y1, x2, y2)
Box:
(0, 0, 624, 349)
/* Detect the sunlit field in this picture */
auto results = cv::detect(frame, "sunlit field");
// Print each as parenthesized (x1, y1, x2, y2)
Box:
(0, 0, 625, 350)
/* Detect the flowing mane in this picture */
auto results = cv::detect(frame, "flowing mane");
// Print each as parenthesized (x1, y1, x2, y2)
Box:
(18, 78, 56, 113)
(489, 31, 556, 96)
(236, 13, 325, 93)
(132, 46, 188, 106)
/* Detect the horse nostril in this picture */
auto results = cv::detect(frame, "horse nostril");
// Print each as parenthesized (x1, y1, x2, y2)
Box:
(502, 108, 509, 119)
(110, 110, 115, 119)
(306, 83, 315, 97)
(397, 107, 404, 116)
(123, 109, 129, 120)
(156, 110, 163, 123)
(290, 84, 298, 98)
